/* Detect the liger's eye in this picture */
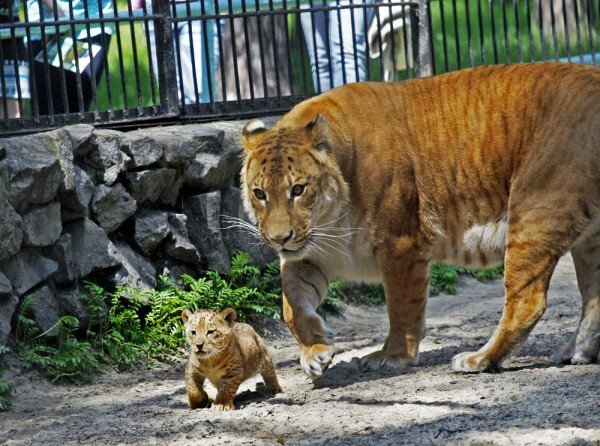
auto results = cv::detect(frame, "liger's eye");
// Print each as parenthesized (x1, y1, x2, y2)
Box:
(291, 184, 306, 198)
(190, 330, 196, 336)
(253, 189, 266, 200)
(206, 330, 215, 335)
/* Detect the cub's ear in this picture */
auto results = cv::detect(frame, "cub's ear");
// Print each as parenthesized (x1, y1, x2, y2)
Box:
(305, 114, 330, 151)
(242, 119, 268, 151)
(219, 308, 237, 327)
(182, 309, 193, 323)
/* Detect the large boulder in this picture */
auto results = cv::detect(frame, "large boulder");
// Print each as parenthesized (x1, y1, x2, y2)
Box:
(21, 201, 62, 247)
(183, 192, 230, 272)
(1, 134, 62, 212)
(0, 248, 58, 296)
(37, 128, 76, 196)
(46, 233, 77, 285)
(60, 166, 94, 222)
(111, 240, 157, 289)
(55, 285, 93, 328)
(183, 147, 241, 191)
(220, 186, 276, 268)
(140, 124, 224, 166)
(164, 213, 201, 265)
(27, 285, 61, 338)
(79, 129, 130, 185)
(63, 218, 121, 278)
(0, 185, 23, 261)
(126, 168, 181, 206)
(120, 132, 163, 169)
(64, 124, 94, 157)
(91, 183, 137, 233)
(133, 209, 170, 254)
(0, 292, 18, 347)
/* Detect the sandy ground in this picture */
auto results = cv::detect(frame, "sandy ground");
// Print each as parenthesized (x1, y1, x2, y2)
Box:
(2, 254, 600, 446)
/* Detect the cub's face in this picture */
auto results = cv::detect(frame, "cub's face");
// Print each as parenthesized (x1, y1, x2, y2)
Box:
(241, 115, 348, 261)
(181, 308, 236, 357)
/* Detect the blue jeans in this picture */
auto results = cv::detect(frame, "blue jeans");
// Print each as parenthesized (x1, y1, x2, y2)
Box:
(301, 0, 371, 92)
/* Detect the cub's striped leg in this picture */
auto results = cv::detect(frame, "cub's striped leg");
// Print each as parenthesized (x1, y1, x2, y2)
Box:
(281, 260, 335, 379)
(559, 236, 600, 364)
(360, 239, 429, 371)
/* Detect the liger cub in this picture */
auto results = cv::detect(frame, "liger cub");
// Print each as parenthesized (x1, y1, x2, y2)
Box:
(182, 308, 282, 410)
(240, 62, 600, 379)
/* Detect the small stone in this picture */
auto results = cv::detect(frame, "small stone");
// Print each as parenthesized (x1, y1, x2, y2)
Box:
(60, 166, 94, 222)
(0, 248, 58, 296)
(183, 144, 242, 191)
(0, 293, 18, 346)
(63, 218, 121, 278)
(27, 285, 60, 338)
(112, 240, 157, 289)
(55, 285, 93, 327)
(133, 209, 170, 254)
(21, 202, 62, 247)
(0, 186, 23, 261)
(37, 128, 76, 195)
(126, 168, 181, 205)
(64, 124, 94, 157)
(183, 192, 230, 272)
(79, 129, 129, 185)
(0, 273, 11, 295)
(91, 183, 137, 233)
(120, 132, 163, 168)
(164, 213, 201, 265)
(46, 233, 77, 285)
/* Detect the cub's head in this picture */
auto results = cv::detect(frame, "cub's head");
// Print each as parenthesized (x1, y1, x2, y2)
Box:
(241, 115, 349, 260)
(181, 308, 236, 357)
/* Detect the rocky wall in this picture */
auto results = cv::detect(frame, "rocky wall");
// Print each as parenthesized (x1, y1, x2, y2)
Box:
(0, 119, 277, 346)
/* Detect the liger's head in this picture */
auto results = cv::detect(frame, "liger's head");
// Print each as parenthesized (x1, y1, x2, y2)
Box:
(240, 114, 349, 260)
(182, 308, 236, 357)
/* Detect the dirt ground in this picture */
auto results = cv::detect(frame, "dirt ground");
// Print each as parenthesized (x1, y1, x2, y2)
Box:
(2, 254, 599, 446)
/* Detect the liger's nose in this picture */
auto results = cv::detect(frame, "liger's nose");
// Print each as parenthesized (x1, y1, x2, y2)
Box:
(268, 230, 294, 247)
(196, 343, 204, 350)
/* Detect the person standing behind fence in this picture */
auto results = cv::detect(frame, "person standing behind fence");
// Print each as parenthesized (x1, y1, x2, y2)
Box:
(134, 0, 216, 105)
(300, 0, 372, 92)
(27, 0, 113, 115)
(0, 0, 30, 119)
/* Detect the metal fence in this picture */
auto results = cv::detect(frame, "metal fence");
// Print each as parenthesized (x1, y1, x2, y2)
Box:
(0, 0, 598, 134)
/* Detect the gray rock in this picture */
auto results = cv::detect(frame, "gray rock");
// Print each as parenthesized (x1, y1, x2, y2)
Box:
(21, 201, 62, 247)
(183, 192, 230, 272)
(64, 124, 94, 157)
(220, 186, 276, 268)
(112, 240, 157, 289)
(46, 233, 77, 285)
(0, 248, 58, 296)
(0, 145, 5, 160)
(133, 209, 170, 254)
(63, 218, 121, 278)
(27, 286, 60, 338)
(126, 168, 181, 205)
(120, 132, 163, 168)
(0, 273, 11, 295)
(1, 134, 62, 212)
(0, 186, 23, 261)
(155, 258, 198, 285)
(91, 183, 137, 233)
(142, 124, 224, 165)
(37, 128, 76, 195)
(164, 213, 201, 265)
(183, 143, 242, 191)
(60, 166, 94, 222)
(0, 293, 18, 346)
(80, 129, 130, 185)
(55, 285, 92, 328)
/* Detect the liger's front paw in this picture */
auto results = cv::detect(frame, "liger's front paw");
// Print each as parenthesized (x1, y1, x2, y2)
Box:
(452, 351, 496, 373)
(358, 350, 416, 372)
(212, 402, 234, 411)
(300, 344, 335, 379)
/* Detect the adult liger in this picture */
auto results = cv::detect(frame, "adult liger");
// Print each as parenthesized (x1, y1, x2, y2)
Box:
(240, 63, 600, 379)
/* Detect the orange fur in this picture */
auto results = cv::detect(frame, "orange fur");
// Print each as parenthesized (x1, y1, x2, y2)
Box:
(241, 63, 600, 377)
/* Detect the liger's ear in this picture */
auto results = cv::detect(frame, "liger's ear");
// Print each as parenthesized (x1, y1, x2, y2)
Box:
(219, 308, 237, 327)
(182, 309, 193, 323)
(242, 119, 268, 151)
(305, 114, 330, 151)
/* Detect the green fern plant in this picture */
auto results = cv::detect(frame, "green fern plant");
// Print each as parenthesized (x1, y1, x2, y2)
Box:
(0, 346, 12, 411)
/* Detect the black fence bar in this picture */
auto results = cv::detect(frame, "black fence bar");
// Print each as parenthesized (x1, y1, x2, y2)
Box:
(0, 0, 598, 135)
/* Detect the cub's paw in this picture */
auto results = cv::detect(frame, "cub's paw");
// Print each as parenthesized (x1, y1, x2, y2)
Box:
(300, 344, 335, 380)
(358, 350, 416, 372)
(452, 351, 496, 373)
(212, 402, 234, 411)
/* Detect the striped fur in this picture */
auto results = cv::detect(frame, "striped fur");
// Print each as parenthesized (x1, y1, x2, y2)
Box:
(241, 63, 600, 378)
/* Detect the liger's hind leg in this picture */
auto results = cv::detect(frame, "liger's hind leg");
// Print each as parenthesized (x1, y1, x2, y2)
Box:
(559, 235, 600, 364)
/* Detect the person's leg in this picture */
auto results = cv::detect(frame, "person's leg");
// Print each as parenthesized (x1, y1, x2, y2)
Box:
(328, 0, 368, 87)
(300, 5, 332, 92)
(81, 34, 111, 111)
(177, 19, 206, 104)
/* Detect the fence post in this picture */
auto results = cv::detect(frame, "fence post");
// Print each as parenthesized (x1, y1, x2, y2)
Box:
(416, 0, 433, 77)
(151, 0, 180, 115)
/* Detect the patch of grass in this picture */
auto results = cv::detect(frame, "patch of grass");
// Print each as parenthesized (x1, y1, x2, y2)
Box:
(0, 346, 13, 411)
(15, 252, 282, 383)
